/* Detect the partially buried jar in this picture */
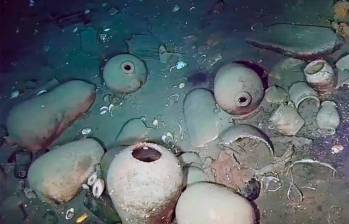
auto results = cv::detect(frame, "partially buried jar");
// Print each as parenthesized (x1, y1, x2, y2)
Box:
(103, 54, 148, 94)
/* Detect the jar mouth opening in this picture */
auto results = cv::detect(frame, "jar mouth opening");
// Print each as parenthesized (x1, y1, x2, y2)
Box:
(305, 61, 325, 75)
(235, 92, 252, 107)
(132, 145, 161, 162)
(121, 61, 135, 74)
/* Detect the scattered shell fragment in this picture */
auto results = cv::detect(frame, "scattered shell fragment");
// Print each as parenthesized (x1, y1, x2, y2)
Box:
(161, 132, 175, 145)
(76, 213, 89, 223)
(81, 184, 90, 190)
(81, 128, 92, 136)
(36, 89, 48, 96)
(65, 208, 75, 220)
(172, 4, 180, 12)
(152, 119, 159, 127)
(331, 144, 344, 154)
(178, 83, 185, 89)
(87, 172, 98, 186)
(10, 90, 20, 99)
(99, 106, 109, 115)
(92, 178, 105, 198)
(176, 61, 187, 70)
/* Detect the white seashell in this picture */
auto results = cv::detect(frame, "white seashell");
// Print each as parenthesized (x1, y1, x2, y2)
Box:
(99, 106, 109, 115)
(176, 61, 187, 70)
(92, 178, 105, 198)
(36, 89, 48, 96)
(65, 208, 75, 220)
(10, 90, 20, 99)
(87, 172, 98, 186)
(172, 4, 180, 12)
(81, 128, 92, 136)
(178, 83, 185, 89)
(81, 183, 90, 190)
(331, 144, 344, 154)
(162, 132, 175, 144)
(152, 119, 159, 127)
(108, 103, 115, 112)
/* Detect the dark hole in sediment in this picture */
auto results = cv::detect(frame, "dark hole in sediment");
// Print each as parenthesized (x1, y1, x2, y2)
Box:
(132, 146, 161, 162)
(234, 60, 269, 89)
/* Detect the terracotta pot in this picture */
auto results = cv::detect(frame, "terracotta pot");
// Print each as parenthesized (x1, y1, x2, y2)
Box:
(106, 142, 183, 224)
(214, 63, 264, 119)
(304, 59, 336, 94)
(288, 82, 320, 109)
(316, 101, 340, 135)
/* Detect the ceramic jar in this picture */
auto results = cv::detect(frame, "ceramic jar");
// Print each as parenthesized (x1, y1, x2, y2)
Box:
(214, 63, 264, 119)
(269, 102, 305, 135)
(316, 101, 340, 135)
(106, 142, 183, 224)
(288, 82, 320, 109)
(304, 59, 336, 94)
(103, 54, 148, 94)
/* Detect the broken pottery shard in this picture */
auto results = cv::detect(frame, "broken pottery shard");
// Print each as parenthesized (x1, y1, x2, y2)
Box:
(115, 118, 151, 145)
(6, 80, 96, 152)
(184, 88, 219, 147)
(27, 139, 104, 204)
(246, 24, 342, 59)
(219, 124, 274, 155)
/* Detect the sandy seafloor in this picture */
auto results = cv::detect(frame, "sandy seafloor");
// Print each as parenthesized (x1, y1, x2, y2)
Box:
(1, 0, 349, 223)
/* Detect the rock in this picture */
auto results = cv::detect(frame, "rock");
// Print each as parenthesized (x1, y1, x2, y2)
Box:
(6, 80, 96, 152)
(184, 89, 219, 147)
(247, 24, 342, 59)
(175, 182, 256, 224)
(27, 139, 104, 204)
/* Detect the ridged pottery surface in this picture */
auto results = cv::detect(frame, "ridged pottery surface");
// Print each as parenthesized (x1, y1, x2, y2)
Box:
(175, 182, 255, 224)
(106, 142, 183, 224)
